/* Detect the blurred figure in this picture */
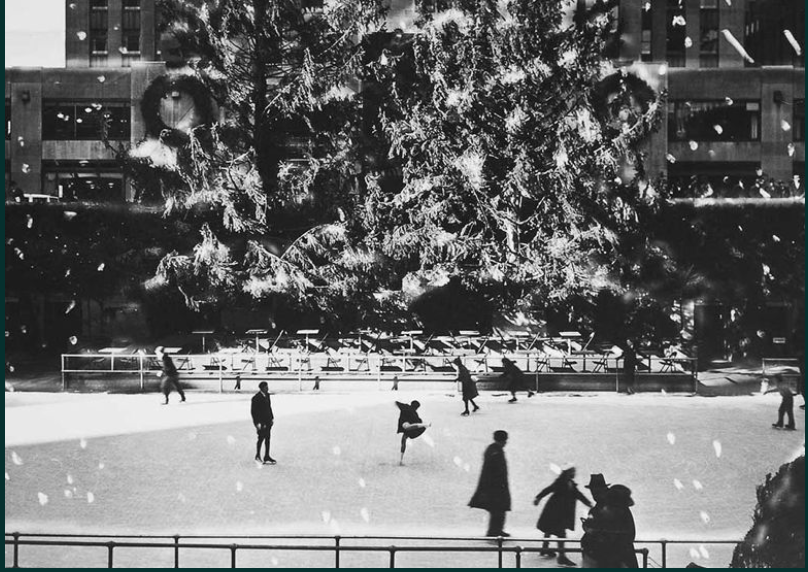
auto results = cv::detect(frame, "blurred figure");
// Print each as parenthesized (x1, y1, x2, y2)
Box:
(621, 340, 637, 395)
(581, 484, 639, 568)
(453, 357, 480, 416)
(534, 465, 593, 567)
(581, 474, 611, 567)
(251, 381, 276, 464)
(396, 400, 430, 465)
(155, 346, 185, 405)
(765, 374, 797, 430)
(501, 357, 534, 402)
(469, 430, 511, 537)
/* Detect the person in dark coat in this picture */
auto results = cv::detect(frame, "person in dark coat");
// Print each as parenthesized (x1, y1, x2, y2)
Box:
(581, 474, 611, 568)
(251, 381, 276, 464)
(501, 357, 534, 402)
(534, 466, 593, 567)
(453, 357, 480, 416)
(396, 400, 430, 465)
(155, 346, 185, 405)
(469, 430, 511, 537)
(581, 484, 638, 568)
(765, 374, 797, 430)
(621, 340, 638, 394)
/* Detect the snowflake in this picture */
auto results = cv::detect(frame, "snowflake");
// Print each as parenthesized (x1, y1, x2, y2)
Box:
(80, 438, 88, 449)
(781, 120, 791, 132)
(38, 492, 49, 506)
(332, 446, 341, 456)
(87, 492, 95, 503)
(235, 481, 243, 492)
(674, 479, 684, 491)
(11, 451, 23, 466)
(667, 432, 676, 445)
(226, 436, 236, 446)
(321, 510, 331, 523)
(712, 440, 722, 458)
(699, 511, 711, 524)
(358, 478, 366, 488)
(76, 31, 87, 40)
(692, 480, 704, 491)
(69, 336, 78, 345)
(360, 507, 370, 523)
(688, 141, 698, 151)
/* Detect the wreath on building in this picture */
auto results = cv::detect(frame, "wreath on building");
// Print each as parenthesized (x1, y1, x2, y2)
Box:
(140, 74, 216, 147)
(591, 71, 657, 132)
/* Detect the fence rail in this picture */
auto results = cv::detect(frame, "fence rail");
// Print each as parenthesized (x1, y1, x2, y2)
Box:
(60, 351, 698, 392)
(5, 532, 741, 568)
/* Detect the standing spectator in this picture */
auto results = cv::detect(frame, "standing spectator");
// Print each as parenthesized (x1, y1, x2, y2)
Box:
(155, 346, 185, 405)
(581, 474, 611, 568)
(251, 381, 276, 464)
(621, 340, 637, 395)
(501, 357, 534, 402)
(765, 374, 797, 430)
(534, 465, 593, 567)
(798, 348, 805, 411)
(581, 484, 638, 568)
(453, 357, 480, 416)
(396, 400, 430, 465)
(469, 430, 511, 537)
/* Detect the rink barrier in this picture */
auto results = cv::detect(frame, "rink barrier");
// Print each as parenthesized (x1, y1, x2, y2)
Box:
(5, 532, 741, 568)
(59, 352, 698, 392)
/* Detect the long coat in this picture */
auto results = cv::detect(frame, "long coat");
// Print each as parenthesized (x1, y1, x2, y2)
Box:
(581, 503, 638, 568)
(535, 476, 591, 535)
(501, 359, 527, 393)
(457, 363, 479, 400)
(251, 391, 274, 426)
(469, 442, 511, 512)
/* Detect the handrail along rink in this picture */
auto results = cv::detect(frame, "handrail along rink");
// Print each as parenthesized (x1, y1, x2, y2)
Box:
(5, 532, 741, 568)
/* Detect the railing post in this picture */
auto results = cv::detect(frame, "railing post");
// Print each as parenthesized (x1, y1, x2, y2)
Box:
(334, 535, 341, 568)
(219, 360, 224, 393)
(12, 531, 20, 568)
(497, 536, 503, 568)
(515, 546, 522, 568)
(61, 355, 67, 391)
(661, 540, 667, 568)
(139, 354, 145, 392)
(173, 534, 180, 568)
(230, 544, 237, 568)
(107, 541, 115, 568)
(642, 547, 649, 568)
(389, 546, 396, 568)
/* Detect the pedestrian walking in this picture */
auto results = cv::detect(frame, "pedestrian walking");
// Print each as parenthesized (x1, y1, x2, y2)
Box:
(765, 374, 797, 430)
(155, 346, 185, 405)
(580, 474, 611, 568)
(621, 340, 638, 394)
(501, 357, 534, 402)
(453, 357, 480, 416)
(251, 381, 276, 464)
(469, 430, 511, 537)
(533, 465, 593, 567)
(396, 400, 431, 465)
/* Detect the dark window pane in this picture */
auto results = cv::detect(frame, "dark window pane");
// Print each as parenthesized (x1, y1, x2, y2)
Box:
(90, 33, 108, 53)
(123, 0, 140, 8)
(90, 0, 108, 7)
(123, 32, 140, 53)
(122, 10, 141, 30)
(90, 10, 107, 30)
(668, 100, 761, 141)
(668, 162, 761, 198)
(42, 102, 76, 139)
(103, 104, 131, 140)
(667, 1, 686, 66)
(5, 101, 10, 140)
(699, 9, 719, 55)
(795, 99, 805, 142)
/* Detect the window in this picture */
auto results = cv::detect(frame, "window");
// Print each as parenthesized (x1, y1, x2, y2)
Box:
(42, 161, 124, 203)
(795, 99, 804, 142)
(669, 100, 761, 141)
(666, 0, 686, 67)
(668, 162, 761, 199)
(89, 0, 108, 65)
(42, 101, 130, 140)
(699, 0, 719, 68)
(641, 2, 652, 62)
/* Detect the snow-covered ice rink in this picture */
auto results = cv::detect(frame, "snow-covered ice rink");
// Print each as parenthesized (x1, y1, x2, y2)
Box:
(5, 389, 805, 568)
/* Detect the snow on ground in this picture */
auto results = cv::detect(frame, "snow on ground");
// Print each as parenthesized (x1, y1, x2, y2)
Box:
(5, 390, 805, 568)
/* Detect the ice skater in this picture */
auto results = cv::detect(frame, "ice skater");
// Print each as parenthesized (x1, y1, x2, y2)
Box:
(453, 357, 480, 415)
(581, 474, 611, 568)
(533, 465, 593, 567)
(155, 346, 185, 404)
(501, 357, 534, 402)
(621, 340, 638, 394)
(765, 374, 797, 430)
(396, 400, 430, 465)
(469, 430, 511, 537)
(251, 381, 276, 464)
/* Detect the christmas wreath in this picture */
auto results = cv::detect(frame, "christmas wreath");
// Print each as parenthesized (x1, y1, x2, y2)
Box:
(591, 71, 657, 129)
(140, 74, 216, 146)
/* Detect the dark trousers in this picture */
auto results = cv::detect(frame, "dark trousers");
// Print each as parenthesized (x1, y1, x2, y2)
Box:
(775, 404, 795, 428)
(256, 425, 272, 457)
(487, 510, 506, 536)
(623, 370, 636, 394)
(161, 374, 185, 400)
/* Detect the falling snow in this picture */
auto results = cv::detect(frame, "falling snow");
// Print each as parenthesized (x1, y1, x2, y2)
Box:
(667, 432, 676, 445)
(11, 451, 23, 466)
(700, 511, 711, 524)
(79, 438, 88, 449)
(87, 492, 95, 504)
(38, 492, 49, 506)
(713, 440, 723, 458)
(692, 480, 704, 491)
(674, 479, 685, 491)
(360, 507, 371, 523)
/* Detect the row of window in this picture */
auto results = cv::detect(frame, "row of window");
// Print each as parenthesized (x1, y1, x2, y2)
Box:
(89, 0, 141, 60)
(42, 101, 131, 140)
(669, 99, 804, 142)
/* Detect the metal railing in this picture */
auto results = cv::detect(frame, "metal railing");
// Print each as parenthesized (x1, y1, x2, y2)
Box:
(5, 532, 740, 568)
(60, 351, 697, 391)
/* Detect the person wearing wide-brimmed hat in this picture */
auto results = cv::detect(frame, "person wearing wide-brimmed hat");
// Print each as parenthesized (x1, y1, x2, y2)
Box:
(533, 465, 593, 567)
(581, 473, 610, 567)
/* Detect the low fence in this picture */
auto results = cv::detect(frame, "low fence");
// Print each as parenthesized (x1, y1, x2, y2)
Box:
(4, 533, 741, 568)
(60, 351, 698, 392)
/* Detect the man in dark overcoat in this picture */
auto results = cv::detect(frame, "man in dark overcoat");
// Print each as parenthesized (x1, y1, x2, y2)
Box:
(469, 430, 511, 536)
(251, 381, 276, 464)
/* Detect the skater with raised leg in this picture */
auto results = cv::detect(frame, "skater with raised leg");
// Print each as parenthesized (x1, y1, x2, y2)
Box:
(453, 357, 480, 415)
(396, 400, 430, 465)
